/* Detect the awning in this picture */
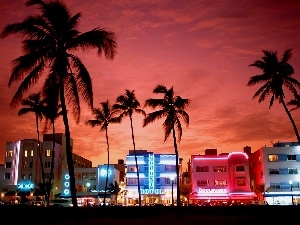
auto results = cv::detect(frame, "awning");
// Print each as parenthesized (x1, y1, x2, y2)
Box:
(5, 191, 16, 196)
(17, 191, 30, 196)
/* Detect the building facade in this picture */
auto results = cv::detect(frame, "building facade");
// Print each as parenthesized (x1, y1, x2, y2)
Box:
(125, 150, 178, 206)
(189, 149, 255, 205)
(249, 142, 300, 205)
(0, 133, 91, 204)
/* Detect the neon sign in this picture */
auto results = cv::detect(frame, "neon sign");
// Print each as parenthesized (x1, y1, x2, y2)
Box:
(62, 173, 70, 196)
(17, 183, 34, 189)
(100, 169, 112, 177)
(148, 154, 154, 190)
(198, 188, 227, 193)
(141, 189, 163, 194)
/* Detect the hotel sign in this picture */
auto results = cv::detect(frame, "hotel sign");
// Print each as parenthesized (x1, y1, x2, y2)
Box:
(141, 189, 163, 194)
(148, 154, 154, 190)
(198, 188, 227, 193)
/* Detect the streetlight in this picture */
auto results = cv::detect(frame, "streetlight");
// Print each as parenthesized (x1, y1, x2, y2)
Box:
(170, 175, 175, 206)
(289, 180, 294, 205)
(87, 183, 90, 206)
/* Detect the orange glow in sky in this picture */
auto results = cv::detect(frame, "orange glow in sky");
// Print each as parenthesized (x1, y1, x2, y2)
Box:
(1, 0, 300, 171)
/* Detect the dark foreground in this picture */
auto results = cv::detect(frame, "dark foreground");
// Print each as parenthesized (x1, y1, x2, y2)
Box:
(1, 205, 298, 225)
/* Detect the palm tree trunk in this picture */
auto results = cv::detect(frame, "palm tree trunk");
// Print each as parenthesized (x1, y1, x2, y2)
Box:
(129, 115, 141, 206)
(47, 120, 55, 207)
(172, 126, 180, 207)
(36, 114, 47, 202)
(281, 96, 300, 144)
(103, 127, 110, 206)
(60, 81, 78, 208)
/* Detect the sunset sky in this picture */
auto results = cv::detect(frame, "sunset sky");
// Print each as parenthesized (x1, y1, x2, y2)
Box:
(0, 0, 300, 171)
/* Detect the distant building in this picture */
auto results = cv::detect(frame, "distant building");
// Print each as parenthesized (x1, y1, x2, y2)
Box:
(189, 149, 255, 205)
(249, 142, 300, 205)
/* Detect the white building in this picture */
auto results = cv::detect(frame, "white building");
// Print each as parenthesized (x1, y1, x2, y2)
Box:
(249, 142, 300, 205)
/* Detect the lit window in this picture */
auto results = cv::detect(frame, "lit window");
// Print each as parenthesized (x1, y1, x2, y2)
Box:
(197, 180, 209, 186)
(6, 151, 13, 157)
(30, 150, 34, 157)
(24, 150, 28, 157)
(268, 155, 278, 162)
(237, 179, 246, 186)
(213, 166, 226, 172)
(46, 150, 51, 157)
(214, 180, 227, 186)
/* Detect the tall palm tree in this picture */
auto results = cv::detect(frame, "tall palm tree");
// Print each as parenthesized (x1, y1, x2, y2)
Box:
(0, 0, 117, 207)
(143, 85, 190, 207)
(287, 94, 300, 112)
(42, 92, 63, 207)
(113, 90, 146, 206)
(85, 100, 120, 206)
(247, 49, 300, 144)
(18, 92, 48, 201)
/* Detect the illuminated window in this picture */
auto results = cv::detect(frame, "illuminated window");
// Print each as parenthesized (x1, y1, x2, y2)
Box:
(268, 155, 278, 162)
(213, 166, 226, 172)
(214, 180, 227, 186)
(30, 150, 34, 157)
(6, 151, 13, 157)
(165, 165, 176, 172)
(127, 166, 136, 172)
(46, 150, 51, 157)
(197, 180, 209, 186)
(196, 166, 209, 172)
(24, 150, 28, 157)
(90, 173, 96, 180)
(23, 162, 27, 168)
(127, 178, 138, 185)
(235, 165, 245, 172)
(28, 174, 32, 179)
(237, 179, 246, 186)
(22, 174, 26, 179)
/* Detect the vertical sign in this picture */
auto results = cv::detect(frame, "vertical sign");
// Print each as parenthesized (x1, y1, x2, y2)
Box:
(148, 154, 154, 190)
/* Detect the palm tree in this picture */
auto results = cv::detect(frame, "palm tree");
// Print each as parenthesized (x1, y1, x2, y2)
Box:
(42, 92, 63, 207)
(143, 85, 190, 207)
(247, 49, 300, 144)
(0, 0, 117, 207)
(113, 90, 146, 206)
(108, 181, 121, 205)
(18, 92, 48, 201)
(287, 94, 300, 112)
(85, 100, 120, 206)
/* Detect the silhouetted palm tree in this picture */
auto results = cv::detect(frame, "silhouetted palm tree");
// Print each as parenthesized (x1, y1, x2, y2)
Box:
(0, 0, 117, 207)
(113, 90, 146, 206)
(42, 92, 63, 207)
(18, 92, 48, 201)
(143, 85, 190, 207)
(287, 94, 300, 112)
(85, 100, 120, 206)
(108, 181, 121, 205)
(247, 49, 300, 144)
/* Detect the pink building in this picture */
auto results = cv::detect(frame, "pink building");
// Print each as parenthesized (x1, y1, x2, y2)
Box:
(189, 149, 256, 205)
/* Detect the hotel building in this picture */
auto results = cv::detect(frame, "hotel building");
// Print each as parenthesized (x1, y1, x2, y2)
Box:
(125, 150, 178, 206)
(249, 142, 300, 205)
(0, 133, 91, 203)
(189, 148, 256, 205)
